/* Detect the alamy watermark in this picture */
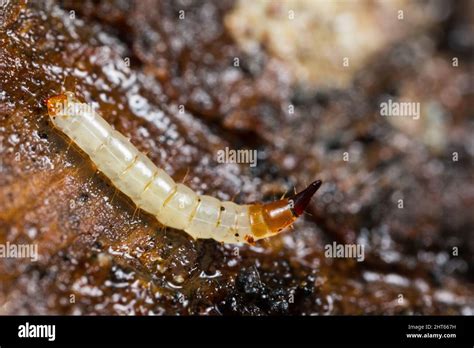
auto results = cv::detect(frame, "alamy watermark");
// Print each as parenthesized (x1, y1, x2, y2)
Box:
(51, 99, 96, 116)
(380, 99, 420, 120)
(18, 322, 55, 341)
(0, 242, 38, 262)
(325, 241, 365, 262)
(216, 146, 258, 167)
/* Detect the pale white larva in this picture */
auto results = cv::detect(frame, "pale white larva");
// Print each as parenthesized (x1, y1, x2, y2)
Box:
(47, 92, 321, 244)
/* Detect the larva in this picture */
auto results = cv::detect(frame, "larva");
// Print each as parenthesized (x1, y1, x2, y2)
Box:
(46, 92, 322, 244)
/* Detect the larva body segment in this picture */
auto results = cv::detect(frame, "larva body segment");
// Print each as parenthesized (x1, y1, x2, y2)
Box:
(185, 195, 221, 239)
(113, 153, 156, 200)
(213, 201, 241, 243)
(46, 92, 322, 244)
(136, 168, 176, 216)
(158, 183, 198, 231)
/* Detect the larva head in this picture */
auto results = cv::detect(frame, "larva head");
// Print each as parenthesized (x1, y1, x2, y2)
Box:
(46, 92, 76, 120)
(249, 180, 322, 241)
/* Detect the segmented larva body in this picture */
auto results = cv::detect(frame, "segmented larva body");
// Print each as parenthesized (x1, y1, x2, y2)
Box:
(46, 92, 321, 244)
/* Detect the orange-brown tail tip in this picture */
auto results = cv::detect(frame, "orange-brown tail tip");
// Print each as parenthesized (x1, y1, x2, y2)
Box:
(290, 180, 322, 216)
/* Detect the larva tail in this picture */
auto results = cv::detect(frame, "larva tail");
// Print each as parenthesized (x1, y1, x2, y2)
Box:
(248, 180, 322, 242)
(289, 180, 322, 216)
